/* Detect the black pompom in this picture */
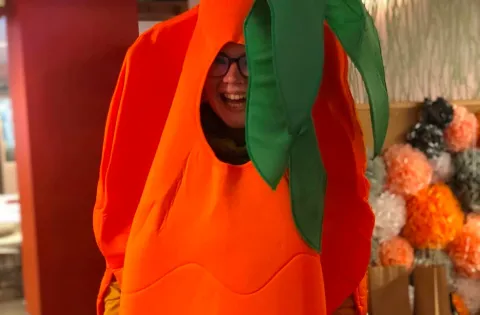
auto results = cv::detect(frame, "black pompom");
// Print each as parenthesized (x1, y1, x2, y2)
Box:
(420, 97, 454, 129)
(406, 122, 445, 158)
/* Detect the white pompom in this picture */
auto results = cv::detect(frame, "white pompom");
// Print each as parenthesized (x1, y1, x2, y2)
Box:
(430, 152, 454, 183)
(371, 191, 407, 241)
(454, 277, 480, 313)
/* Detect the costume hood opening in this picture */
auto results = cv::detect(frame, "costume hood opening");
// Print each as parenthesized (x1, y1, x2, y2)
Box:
(160, 0, 389, 253)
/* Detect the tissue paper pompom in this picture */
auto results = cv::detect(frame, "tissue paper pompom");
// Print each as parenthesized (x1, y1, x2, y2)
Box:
(421, 97, 454, 129)
(451, 149, 480, 212)
(402, 183, 464, 249)
(454, 277, 480, 314)
(371, 191, 406, 241)
(366, 150, 387, 198)
(378, 236, 414, 270)
(406, 122, 445, 158)
(452, 292, 470, 315)
(476, 111, 480, 147)
(448, 223, 480, 279)
(444, 105, 478, 152)
(430, 152, 454, 183)
(384, 144, 433, 197)
(414, 249, 455, 290)
(466, 213, 480, 227)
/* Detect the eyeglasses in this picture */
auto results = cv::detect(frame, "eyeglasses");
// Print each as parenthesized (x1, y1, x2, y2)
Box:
(208, 53, 248, 77)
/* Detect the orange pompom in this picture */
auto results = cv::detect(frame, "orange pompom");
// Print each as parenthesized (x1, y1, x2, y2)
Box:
(466, 213, 480, 228)
(448, 217, 480, 279)
(402, 183, 464, 249)
(444, 105, 477, 152)
(378, 236, 414, 270)
(452, 292, 470, 315)
(476, 111, 480, 147)
(384, 144, 433, 197)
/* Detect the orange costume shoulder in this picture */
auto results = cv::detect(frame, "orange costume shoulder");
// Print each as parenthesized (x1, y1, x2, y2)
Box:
(94, 1, 388, 314)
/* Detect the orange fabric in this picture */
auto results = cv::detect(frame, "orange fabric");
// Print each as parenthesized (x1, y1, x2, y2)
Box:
(452, 292, 470, 315)
(94, 2, 373, 315)
(352, 275, 368, 315)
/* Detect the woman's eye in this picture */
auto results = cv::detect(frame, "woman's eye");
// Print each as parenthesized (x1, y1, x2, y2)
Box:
(214, 56, 228, 65)
(239, 56, 247, 66)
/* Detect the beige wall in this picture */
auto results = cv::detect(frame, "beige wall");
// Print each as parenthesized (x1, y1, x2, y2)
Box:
(188, 0, 198, 8)
(185, 0, 479, 103)
(349, 0, 480, 103)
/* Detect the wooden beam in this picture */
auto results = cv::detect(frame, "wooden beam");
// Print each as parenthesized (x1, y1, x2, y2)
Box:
(357, 100, 480, 149)
(138, 1, 188, 21)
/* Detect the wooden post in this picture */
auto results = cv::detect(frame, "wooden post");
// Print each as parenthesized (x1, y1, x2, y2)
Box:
(6, 1, 138, 314)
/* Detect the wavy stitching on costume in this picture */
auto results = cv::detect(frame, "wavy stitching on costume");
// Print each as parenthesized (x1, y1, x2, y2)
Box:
(123, 252, 319, 296)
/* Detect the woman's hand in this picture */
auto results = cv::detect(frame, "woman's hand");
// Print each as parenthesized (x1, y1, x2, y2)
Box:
(103, 280, 121, 315)
(333, 295, 357, 315)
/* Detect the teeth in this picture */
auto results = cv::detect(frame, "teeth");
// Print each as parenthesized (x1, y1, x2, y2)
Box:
(224, 93, 246, 101)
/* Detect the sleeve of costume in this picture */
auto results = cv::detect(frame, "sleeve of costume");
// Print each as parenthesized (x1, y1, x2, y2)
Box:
(92, 8, 198, 315)
(92, 50, 127, 314)
(93, 36, 156, 285)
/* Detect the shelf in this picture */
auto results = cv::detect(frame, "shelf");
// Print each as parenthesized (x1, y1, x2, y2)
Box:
(138, 1, 188, 21)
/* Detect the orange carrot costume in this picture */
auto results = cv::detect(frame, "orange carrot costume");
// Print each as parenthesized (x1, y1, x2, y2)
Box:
(93, 0, 388, 314)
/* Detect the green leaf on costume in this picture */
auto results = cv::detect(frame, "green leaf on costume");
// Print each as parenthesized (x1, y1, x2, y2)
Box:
(326, 0, 389, 156)
(244, 0, 327, 251)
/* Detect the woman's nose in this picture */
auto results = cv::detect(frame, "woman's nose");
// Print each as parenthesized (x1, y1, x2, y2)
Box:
(222, 63, 244, 83)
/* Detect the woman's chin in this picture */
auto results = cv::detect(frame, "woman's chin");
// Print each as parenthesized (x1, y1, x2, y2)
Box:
(210, 101, 246, 128)
(220, 111, 246, 128)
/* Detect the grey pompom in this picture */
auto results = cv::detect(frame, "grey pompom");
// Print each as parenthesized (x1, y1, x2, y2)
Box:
(451, 148, 480, 212)
(366, 149, 387, 198)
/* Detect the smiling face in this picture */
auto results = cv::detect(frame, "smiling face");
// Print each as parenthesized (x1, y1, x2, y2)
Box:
(204, 43, 248, 128)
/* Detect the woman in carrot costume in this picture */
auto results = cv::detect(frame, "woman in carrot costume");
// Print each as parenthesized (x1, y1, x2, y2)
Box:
(93, 0, 389, 314)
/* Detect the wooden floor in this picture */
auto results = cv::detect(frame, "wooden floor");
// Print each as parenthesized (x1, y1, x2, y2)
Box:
(0, 300, 27, 315)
